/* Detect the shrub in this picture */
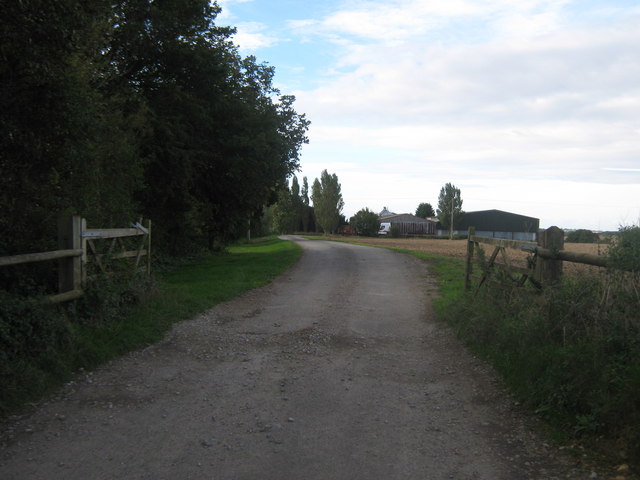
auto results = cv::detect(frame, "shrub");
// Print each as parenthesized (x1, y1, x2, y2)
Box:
(0, 291, 74, 413)
(608, 226, 640, 273)
(567, 229, 599, 243)
(389, 225, 401, 238)
(442, 263, 640, 462)
(350, 208, 381, 236)
(0, 272, 151, 416)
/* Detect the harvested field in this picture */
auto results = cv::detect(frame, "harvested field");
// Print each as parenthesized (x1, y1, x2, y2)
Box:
(323, 236, 609, 277)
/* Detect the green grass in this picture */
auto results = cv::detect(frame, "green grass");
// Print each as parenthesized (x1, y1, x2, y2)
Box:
(1, 237, 302, 416)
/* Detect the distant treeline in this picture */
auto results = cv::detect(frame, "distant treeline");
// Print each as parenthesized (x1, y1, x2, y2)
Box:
(0, 0, 309, 262)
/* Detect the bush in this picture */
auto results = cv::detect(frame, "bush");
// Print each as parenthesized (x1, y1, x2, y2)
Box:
(0, 272, 151, 416)
(443, 264, 640, 462)
(389, 225, 401, 238)
(0, 291, 74, 414)
(350, 208, 381, 236)
(608, 226, 640, 273)
(567, 229, 599, 243)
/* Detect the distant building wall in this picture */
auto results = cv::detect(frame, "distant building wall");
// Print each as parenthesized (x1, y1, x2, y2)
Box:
(458, 230, 537, 242)
(445, 209, 539, 241)
(381, 213, 436, 235)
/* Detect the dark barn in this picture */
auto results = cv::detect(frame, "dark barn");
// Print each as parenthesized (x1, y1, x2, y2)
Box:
(455, 209, 539, 241)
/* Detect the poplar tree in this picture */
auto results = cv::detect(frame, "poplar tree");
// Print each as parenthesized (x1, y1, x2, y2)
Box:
(436, 183, 464, 238)
(311, 170, 344, 234)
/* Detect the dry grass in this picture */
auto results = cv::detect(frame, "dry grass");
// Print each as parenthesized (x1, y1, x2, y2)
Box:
(324, 235, 609, 276)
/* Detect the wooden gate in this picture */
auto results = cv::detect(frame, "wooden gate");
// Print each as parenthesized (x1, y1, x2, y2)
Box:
(465, 226, 607, 292)
(1, 215, 151, 303)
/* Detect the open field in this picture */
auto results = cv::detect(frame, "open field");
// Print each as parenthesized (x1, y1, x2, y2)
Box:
(322, 235, 609, 276)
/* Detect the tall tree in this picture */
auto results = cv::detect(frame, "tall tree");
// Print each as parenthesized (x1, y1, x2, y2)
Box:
(271, 184, 296, 234)
(0, 0, 142, 258)
(436, 183, 464, 239)
(301, 177, 310, 206)
(290, 176, 304, 231)
(106, 0, 309, 251)
(300, 176, 312, 232)
(416, 203, 435, 218)
(311, 170, 344, 234)
(0, 0, 310, 262)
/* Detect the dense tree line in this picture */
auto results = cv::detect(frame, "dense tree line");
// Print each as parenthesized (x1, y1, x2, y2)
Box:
(270, 175, 315, 234)
(0, 0, 309, 263)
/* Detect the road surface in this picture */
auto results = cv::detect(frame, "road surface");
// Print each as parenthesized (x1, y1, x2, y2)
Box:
(1, 237, 596, 479)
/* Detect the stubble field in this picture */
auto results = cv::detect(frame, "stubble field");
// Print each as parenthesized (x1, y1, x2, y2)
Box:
(324, 235, 608, 276)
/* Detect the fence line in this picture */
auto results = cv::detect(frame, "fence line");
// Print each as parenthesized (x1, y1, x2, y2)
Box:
(465, 226, 608, 291)
(0, 249, 83, 267)
(1, 215, 151, 303)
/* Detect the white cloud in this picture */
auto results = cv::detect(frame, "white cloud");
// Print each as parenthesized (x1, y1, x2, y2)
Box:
(216, 0, 258, 26)
(284, 1, 640, 230)
(232, 21, 280, 51)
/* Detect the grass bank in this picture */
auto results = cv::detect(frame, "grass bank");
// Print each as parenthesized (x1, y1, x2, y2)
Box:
(440, 271, 640, 464)
(1, 237, 302, 417)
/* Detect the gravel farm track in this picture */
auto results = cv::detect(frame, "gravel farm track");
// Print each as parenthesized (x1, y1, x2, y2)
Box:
(0, 235, 629, 480)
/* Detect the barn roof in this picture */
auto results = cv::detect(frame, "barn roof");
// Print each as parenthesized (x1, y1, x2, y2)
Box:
(457, 209, 539, 232)
(379, 206, 396, 217)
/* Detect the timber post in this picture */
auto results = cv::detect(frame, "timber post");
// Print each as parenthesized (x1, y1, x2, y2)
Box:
(57, 215, 83, 294)
(146, 219, 152, 278)
(465, 226, 475, 290)
(535, 226, 564, 285)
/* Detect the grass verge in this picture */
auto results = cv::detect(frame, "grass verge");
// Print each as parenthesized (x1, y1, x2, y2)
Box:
(1, 237, 302, 417)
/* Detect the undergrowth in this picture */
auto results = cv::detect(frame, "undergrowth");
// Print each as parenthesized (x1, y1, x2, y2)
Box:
(436, 227, 640, 464)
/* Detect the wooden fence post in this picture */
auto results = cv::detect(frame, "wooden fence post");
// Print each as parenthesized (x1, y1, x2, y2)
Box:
(535, 226, 564, 285)
(57, 215, 82, 294)
(80, 217, 88, 284)
(465, 226, 475, 290)
(146, 219, 152, 278)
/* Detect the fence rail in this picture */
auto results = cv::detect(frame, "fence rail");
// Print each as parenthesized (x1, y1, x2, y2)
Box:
(1, 215, 151, 303)
(0, 249, 83, 267)
(465, 226, 608, 291)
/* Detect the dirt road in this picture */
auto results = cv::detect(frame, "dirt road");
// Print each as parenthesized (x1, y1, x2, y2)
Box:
(1, 237, 596, 479)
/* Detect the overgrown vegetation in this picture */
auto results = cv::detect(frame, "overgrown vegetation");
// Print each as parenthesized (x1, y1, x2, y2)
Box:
(437, 226, 640, 463)
(0, 238, 301, 417)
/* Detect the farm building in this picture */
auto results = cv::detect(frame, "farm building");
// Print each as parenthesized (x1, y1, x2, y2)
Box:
(379, 206, 396, 217)
(452, 209, 539, 241)
(380, 211, 437, 236)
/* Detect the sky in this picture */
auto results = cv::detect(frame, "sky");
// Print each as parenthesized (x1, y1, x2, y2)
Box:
(217, 0, 640, 231)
